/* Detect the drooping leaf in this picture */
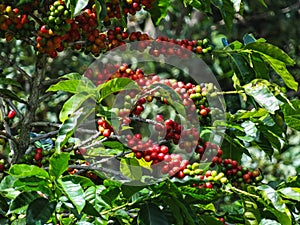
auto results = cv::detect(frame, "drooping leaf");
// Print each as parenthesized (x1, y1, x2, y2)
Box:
(121, 184, 145, 199)
(278, 187, 300, 201)
(148, 0, 171, 25)
(120, 157, 142, 180)
(9, 164, 49, 179)
(99, 78, 140, 102)
(0, 78, 23, 88)
(8, 192, 39, 215)
(138, 203, 169, 225)
(242, 197, 261, 225)
(95, 0, 106, 22)
(84, 186, 109, 211)
(212, 0, 235, 31)
(281, 100, 300, 131)
(261, 55, 298, 91)
(245, 42, 295, 66)
(0, 89, 26, 103)
(251, 53, 270, 80)
(259, 219, 281, 225)
(26, 198, 56, 225)
(58, 179, 86, 213)
(229, 53, 255, 84)
(55, 109, 82, 151)
(243, 81, 282, 114)
(49, 152, 70, 179)
(61, 72, 83, 80)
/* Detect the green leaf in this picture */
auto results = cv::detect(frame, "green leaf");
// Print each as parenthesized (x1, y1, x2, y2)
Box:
(138, 203, 169, 225)
(181, 187, 220, 204)
(243, 197, 261, 225)
(9, 164, 49, 179)
(120, 157, 142, 180)
(281, 100, 300, 131)
(251, 53, 270, 80)
(278, 187, 300, 201)
(259, 219, 281, 225)
(82, 201, 101, 217)
(212, 0, 235, 31)
(95, 0, 106, 21)
(59, 93, 94, 122)
(26, 198, 56, 225)
(62, 175, 95, 189)
(0, 89, 26, 103)
(99, 78, 140, 102)
(47, 80, 88, 94)
(257, 185, 292, 225)
(0, 78, 22, 88)
(84, 186, 109, 211)
(241, 120, 258, 140)
(68, 0, 89, 17)
(11, 218, 26, 225)
(201, 215, 224, 225)
(148, 0, 171, 25)
(121, 184, 144, 199)
(8, 192, 39, 214)
(61, 72, 83, 80)
(13, 177, 51, 195)
(55, 109, 82, 151)
(102, 141, 124, 150)
(245, 42, 295, 66)
(229, 53, 255, 83)
(243, 81, 282, 114)
(261, 55, 298, 91)
(49, 152, 70, 179)
(0, 194, 9, 215)
(58, 179, 86, 213)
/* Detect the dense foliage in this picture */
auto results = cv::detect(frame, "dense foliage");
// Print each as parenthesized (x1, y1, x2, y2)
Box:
(0, 0, 299, 225)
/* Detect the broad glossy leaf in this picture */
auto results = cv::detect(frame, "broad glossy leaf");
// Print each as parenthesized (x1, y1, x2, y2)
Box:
(47, 80, 91, 94)
(99, 78, 140, 102)
(9, 164, 49, 179)
(13, 177, 51, 195)
(26, 198, 56, 225)
(68, 0, 89, 17)
(121, 184, 144, 199)
(251, 53, 270, 80)
(148, 0, 170, 25)
(278, 187, 300, 201)
(61, 72, 82, 80)
(243, 82, 282, 114)
(181, 186, 220, 204)
(281, 100, 300, 131)
(138, 203, 169, 225)
(245, 42, 295, 66)
(261, 55, 298, 91)
(120, 158, 142, 180)
(259, 219, 281, 225)
(259, 125, 283, 151)
(241, 120, 258, 140)
(0, 194, 8, 215)
(257, 185, 292, 225)
(59, 179, 85, 213)
(62, 175, 95, 189)
(95, 0, 107, 22)
(8, 192, 39, 214)
(11, 218, 26, 225)
(49, 152, 70, 179)
(84, 186, 109, 211)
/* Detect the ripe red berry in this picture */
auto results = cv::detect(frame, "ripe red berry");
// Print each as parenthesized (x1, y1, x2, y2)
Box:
(159, 145, 169, 154)
(144, 155, 151, 162)
(157, 153, 165, 161)
(103, 129, 111, 137)
(205, 182, 213, 189)
(243, 174, 250, 181)
(7, 110, 16, 119)
(34, 153, 42, 161)
(35, 148, 43, 154)
(156, 114, 164, 123)
(0, 164, 5, 172)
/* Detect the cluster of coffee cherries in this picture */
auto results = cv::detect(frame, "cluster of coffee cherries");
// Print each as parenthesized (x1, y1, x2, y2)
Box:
(0, 4, 35, 41)
(43, 0, 72, 35)
(97, 118, 114, 138)
(19, 147, 55, 167)
(105, 0, 155, 21)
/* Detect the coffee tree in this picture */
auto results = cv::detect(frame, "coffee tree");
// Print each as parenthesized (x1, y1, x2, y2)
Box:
(0, 0, 299, 224)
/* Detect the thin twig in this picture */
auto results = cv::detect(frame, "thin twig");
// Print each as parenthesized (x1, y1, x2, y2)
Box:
(31, 121, 61, 128)
(0, 55, 31, 80)
(30, 130, 59, 143)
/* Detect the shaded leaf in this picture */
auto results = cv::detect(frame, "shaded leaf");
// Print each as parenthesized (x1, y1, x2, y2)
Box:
(212, 0, 235, 31)
(26, 198, 56, 225)
(0, 89, 26, 103)
(8, 192, 39, 214)
(138, 203, 169, 225)
(200, 215, 224, 225)
(148, 0, 171, 25)
(229, 53, 255, 84)
(0, 78, 22, 88)
(67, 0, 89, 17)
